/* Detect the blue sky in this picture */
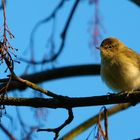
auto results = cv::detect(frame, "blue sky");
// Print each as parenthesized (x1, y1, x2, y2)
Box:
(1, 0, 140, 140)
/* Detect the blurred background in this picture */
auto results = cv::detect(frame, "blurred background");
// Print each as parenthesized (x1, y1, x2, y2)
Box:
(0, 0, 140, 140)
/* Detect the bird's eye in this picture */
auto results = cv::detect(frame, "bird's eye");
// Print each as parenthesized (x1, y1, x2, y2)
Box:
(108, 45, 112, 49)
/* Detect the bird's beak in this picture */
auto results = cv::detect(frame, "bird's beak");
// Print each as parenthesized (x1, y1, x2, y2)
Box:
(96, 46, 100, 50)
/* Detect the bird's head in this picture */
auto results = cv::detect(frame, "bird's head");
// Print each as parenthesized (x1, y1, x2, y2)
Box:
(99, 37, 124, 60)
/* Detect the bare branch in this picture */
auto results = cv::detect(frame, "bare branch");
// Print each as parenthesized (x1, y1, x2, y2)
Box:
(14, 75, 66, 100)
(130, 0, 140, 7)
(60, 103, 131, 140)
(0, 123, 16, 140)
(21, 0, 80, 64)
(0, 0, 6, 10)
(0, 64, 100, 91)
(97, 106, 108, 140)
(37, 108, 74, 140)
(0, 91, 140, 108)
(0, 0, 15, 97)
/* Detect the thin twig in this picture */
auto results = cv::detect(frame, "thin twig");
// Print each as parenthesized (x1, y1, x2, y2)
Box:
(97, 107, 105, 139)
(14, 75, 65, 99)
(97, 106, 108, 140)
(0, 0, 15, 96)
(0, 123, 16, 140)
(24, 127, 38, 140)
(37, 108, 74, 140)
(0, 0, 6, 10)
(60, 103, 131, 140)
(104, 107, 108, 140)
(20, 0, 80, 65)
(20, 0, 66, 65)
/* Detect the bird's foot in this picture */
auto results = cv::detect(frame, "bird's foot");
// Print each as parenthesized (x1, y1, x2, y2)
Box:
(118, 90, 134, 97)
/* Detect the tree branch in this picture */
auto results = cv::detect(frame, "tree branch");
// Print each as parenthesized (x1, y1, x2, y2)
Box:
(1, 91, 140, 108)
(0, 64, 100, 91)
(60, 103, 131, 140)
(130, 0, 140, 7)
(21, 0, 80, 64)
(14, 76, 63, 99)
(37, 108, 74, 140)
(0, 124, 16, 140)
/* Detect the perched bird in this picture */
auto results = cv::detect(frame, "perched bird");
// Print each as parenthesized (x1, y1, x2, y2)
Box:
(100, 37, 140, 92)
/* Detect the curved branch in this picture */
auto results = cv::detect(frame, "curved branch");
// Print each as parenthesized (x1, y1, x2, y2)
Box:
(37, 108, 74, 140)
(21, 0, 80, 64)
(60, 103, 131, 140)
(0, 64, 100, 91)
(130, 0, 140, 7)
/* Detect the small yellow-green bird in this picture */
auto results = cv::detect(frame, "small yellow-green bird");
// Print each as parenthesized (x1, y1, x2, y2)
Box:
(100, 37, 140, 92)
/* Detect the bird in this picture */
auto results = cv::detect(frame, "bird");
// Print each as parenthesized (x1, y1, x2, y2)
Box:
(100, 37, 140, 92)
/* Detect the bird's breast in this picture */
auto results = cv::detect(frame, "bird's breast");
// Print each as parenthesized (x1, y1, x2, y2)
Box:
(101, 58, 140, 91)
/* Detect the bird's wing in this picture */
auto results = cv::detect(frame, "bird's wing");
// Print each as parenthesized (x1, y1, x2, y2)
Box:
(123, 46, 140, 67)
